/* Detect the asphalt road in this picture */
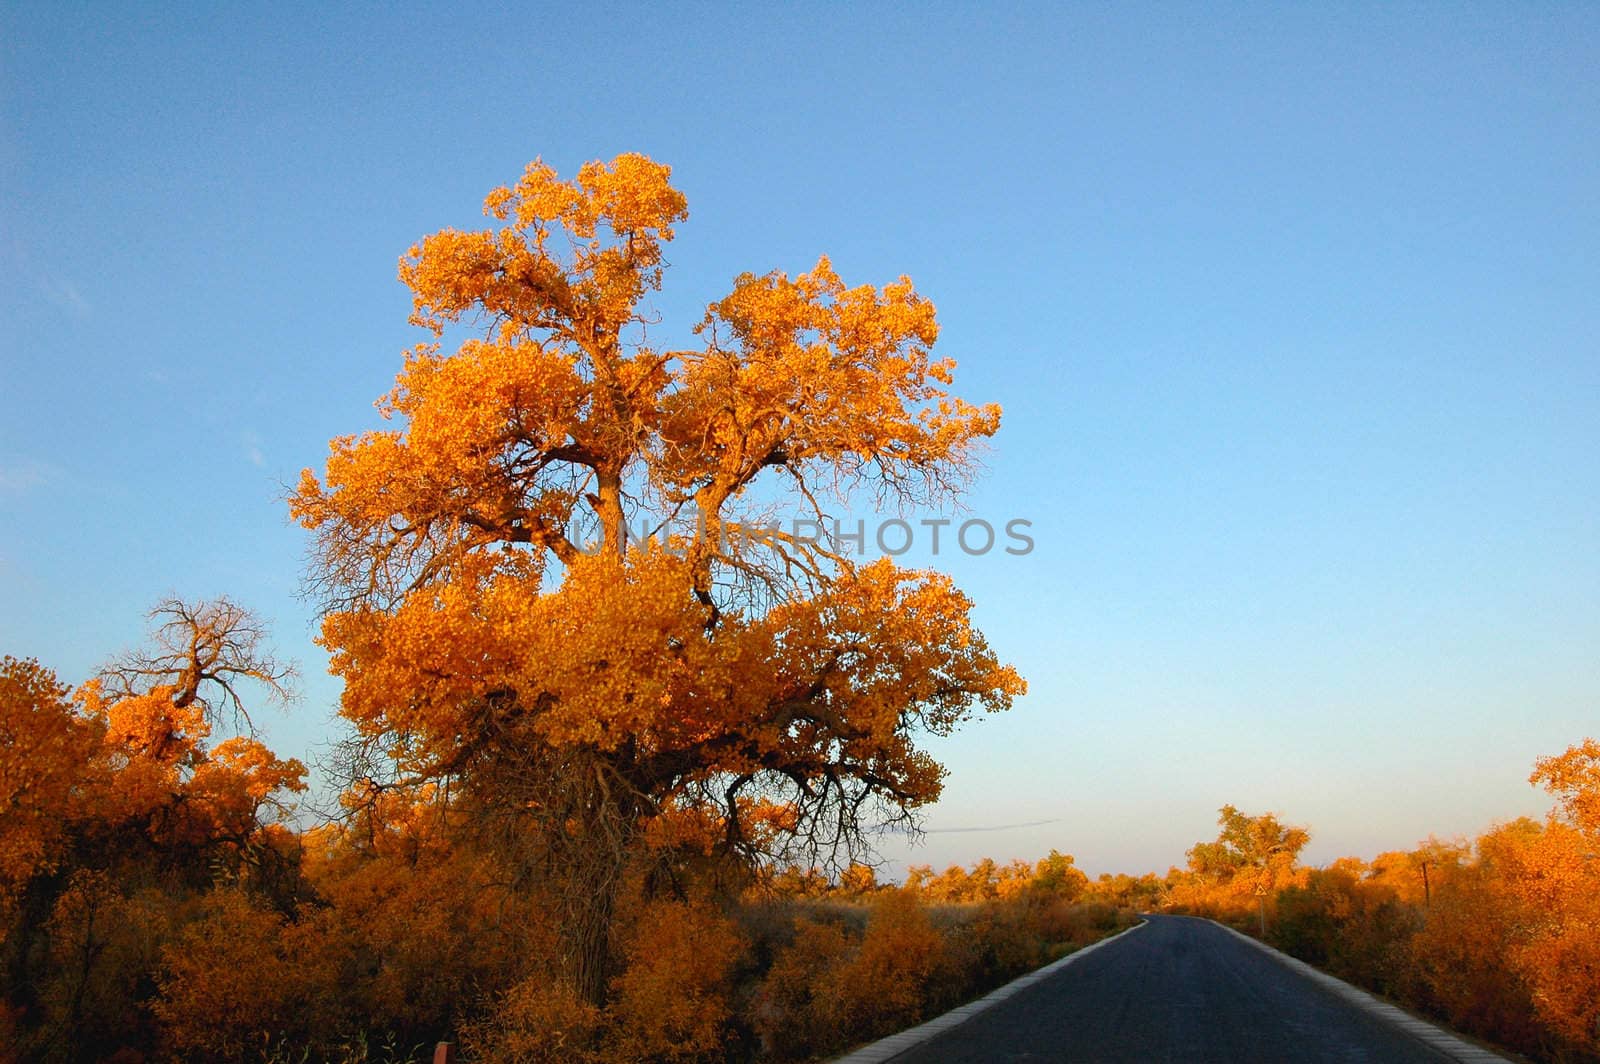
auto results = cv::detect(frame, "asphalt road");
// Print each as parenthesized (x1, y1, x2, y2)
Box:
(888, 914, 1463, 1063)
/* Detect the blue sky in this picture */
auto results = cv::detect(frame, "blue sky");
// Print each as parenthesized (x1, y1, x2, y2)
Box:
(3, 4, 1596, 876)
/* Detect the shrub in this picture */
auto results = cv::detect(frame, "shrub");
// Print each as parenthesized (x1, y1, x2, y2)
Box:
(821, 890, 947, 1043)
(751, 917, 855, 1060)
(154, 887, 346, 1060)
(606, 900, 744, 1062)
(460, 977, 605, 1064)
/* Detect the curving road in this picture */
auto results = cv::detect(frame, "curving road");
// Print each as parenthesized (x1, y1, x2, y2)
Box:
(881, 914, 1501, 1063)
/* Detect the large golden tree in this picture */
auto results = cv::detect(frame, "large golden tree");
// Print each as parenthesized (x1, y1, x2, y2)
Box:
(292, 154, 1024, 1000)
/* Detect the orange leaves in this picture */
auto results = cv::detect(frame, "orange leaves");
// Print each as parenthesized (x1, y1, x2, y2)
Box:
(662, 254, 999, 506)
(386, 340, 587, 473)
(485, 154, 688, 251)
(503, 550, 730, 753)
(1457, 816, 1600, 1050)
(298, 154, 1023, 1007)
(1185, 751, 1600, 1061)
(607, 901, 743, 1062)
(572, 153, 689, 244)
(1, 606, 313, 1060)
(465, 977, 606, 1064)
(2, 644, 300, 902)
(1032, 849, 1090, 902)
(206, 736, 306, 801)
(761, 559, 1024, 781)
(753, 916, 854, 1057)
(1531, 737, 1600, 838)
(24, 153, 1034, 1058)
(325, 548, 727, 766)
(400, 228, 505, 333)
(99, 687, 206, 764)
(2, 603, 304, 884)
(323, 546, 1020, 829)
(153, 888, 345, 1059)
(187, 737, 307, 841)
(1186, 804, 1310, 885)
(405, 153, 687, 340)
(751, 892, 953, 1060)
(462, 898, 742, 1064)
(812, 890, 945, 1038)
(0, 658, 101, 890)
(301, 153, 1010, 614)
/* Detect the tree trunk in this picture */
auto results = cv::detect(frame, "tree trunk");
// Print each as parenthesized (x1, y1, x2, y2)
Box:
(550, 760, 637, 1007)
(568, 878, 618, 1006)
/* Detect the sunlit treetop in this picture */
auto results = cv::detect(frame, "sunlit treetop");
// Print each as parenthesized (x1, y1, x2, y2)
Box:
(1532, 739, 1600, 838)
(293, 153, 1001, 613)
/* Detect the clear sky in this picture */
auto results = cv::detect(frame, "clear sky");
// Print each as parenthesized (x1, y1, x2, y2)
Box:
(3, 4, 1596, 877)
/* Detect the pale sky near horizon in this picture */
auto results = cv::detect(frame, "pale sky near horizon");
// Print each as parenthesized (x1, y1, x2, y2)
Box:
(3, 4, 1596, 878)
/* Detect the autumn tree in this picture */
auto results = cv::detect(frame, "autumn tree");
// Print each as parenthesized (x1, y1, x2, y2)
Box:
(1187, 804, 1310, 934)
(291, 153, 1024, 1002)
(0, 599, 305, 1058)
(0, 656, 104, 1037)
(1531, 738, 1600, 838)
(1367, 836, 1468, 909)
(1517, 740, 1600, 1050)
(82, 598, 302, 871)
(0, 658, 100, 906)
(1032, 849, 1089, 902)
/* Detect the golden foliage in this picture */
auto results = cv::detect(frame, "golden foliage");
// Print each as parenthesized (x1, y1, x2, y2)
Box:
(607, 901, 744, 1062)
(818, 890, 947, 1039)
(1532, 738, 1600, 838)
(752, 917, 855, 1058)
(291, 153, 1021, 1003)
(463, 977, 605, 1064)
(0, 658, 101, 894)
(1173, 750, 1600, 1063)
(153, 888, 345, 1059)
(1, 602, 311, 1061)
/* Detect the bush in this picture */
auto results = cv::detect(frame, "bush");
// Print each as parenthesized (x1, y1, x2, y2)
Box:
(154, 888, 347, 1060)
(752, 917, 855, 1060)
(461, 977, 605, 1064)
(820, 891, 947, 1044)
(607, 900, 744, 1062)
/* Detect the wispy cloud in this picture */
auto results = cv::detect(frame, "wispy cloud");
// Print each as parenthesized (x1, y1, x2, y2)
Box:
(240, 430, 267, 468)
(9, 237, 91, 318)
(46, 278, 90, 315)
(0, 459, 55, 497)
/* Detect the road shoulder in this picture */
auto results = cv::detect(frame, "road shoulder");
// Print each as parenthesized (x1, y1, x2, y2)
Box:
(829, 919, 1149, 1064)
(1209, 920, 1516, 1064)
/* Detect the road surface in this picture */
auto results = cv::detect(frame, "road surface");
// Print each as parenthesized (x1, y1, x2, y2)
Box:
(885, 914, 1485, 1063)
